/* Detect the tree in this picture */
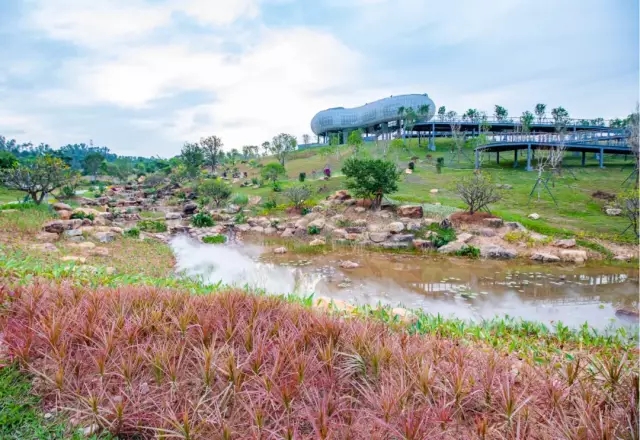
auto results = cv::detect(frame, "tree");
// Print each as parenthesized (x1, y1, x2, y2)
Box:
(626, 105, 639, 185)
(463, 108, 480, 121)
(455, 173, 502, 215)
(284, 185, 311, 209)
(551, 107, 570, 130)
(520, 111, 535, 133)
(302, 134, 311, 145)
(106, 159, 134, 183)
(198, 178, 232, 208)
(242, 145, 258, 160)
(494, 105, 508, 121)
(1, 156, 74, 204)
(618, 188, 639, 237)
(83, 152, 104, 182)
(180, 142, 204, 178)
(535, 103, 546, 123)
(403, 107, 419, 143)
(261, 162, 286, 183)
(261, 141, 271, 157)
(438, 106, 446, 120)
(0, 151, 18, 169)
(200, 136, 223, 172)
(341, 157, 401, 210)
(396, 106, 405, 138)
(347, 129, 364, 154)
(269, 133, 297, 166)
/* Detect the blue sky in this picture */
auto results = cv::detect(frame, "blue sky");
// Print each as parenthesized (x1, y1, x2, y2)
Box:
(0, 0, 637, 157)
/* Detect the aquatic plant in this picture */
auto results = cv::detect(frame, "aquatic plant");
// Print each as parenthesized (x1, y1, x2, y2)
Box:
(202, 235, 226, 244)
(307, 224, 321, 235)
(454, 244, 480, 258)
(191, 212, 214, 228)
(123, 227, 140, 239)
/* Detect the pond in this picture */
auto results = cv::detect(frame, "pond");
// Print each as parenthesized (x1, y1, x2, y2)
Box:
(170, 236, 639, 331)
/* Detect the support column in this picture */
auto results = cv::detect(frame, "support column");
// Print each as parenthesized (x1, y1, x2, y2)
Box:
(526, 144, 532, 171)
(513, 149, 518, 168)
(429, 122, 436, 151)
(475, 149, 480, 170)
(497, 151, 500, 165)
(581, 151, 586, 166)
(599, 148, 604, 168)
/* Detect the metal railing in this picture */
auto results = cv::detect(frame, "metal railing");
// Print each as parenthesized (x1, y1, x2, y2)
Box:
(481, 130, 628, 147)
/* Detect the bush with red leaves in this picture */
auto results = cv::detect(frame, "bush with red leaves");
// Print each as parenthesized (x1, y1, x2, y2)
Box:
(1, 283, 637, 439)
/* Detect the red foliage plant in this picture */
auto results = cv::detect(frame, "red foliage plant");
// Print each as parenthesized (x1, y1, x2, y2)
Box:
(0, 282, 637, 439)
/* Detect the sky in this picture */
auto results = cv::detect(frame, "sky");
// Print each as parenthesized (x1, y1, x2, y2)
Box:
(0, 0, 638, 157)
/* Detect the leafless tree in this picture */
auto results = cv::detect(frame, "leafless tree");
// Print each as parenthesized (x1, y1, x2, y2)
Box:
(455, 173, 503, 214)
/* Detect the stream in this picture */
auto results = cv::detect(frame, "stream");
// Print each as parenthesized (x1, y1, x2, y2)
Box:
(170, 236, 639, 331)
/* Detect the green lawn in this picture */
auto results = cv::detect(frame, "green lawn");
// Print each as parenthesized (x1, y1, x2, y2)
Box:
(232, 138, 637, 243)
(0, 187, 25, 204)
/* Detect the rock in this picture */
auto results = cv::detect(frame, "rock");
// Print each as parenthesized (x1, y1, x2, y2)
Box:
(183, 202, 198, 215)
(64, 229, 83, 237)
(480, 244, 517, 259)
(52, 202, 72, 211)
(505, 222, 526, 233)
(307, 218, 326, 230)
(530, 252, 561, 263)
(251, 226, 265, 233)
(35, 232, 59, 242)
(354, 207, 366, 213)
(280, 228, 295, 238)
(439, 218, 452, 230)
(344, 233, 363, 241)
(605, 208, 622, 216)
(404, 221, 421, 231)
(61, 256, 86, 263)
(380, 241, 410, 249)
(437, 241, 467, 254)
(340, 260, 359, 269)
(83, 424, 99, 436)
(309, 238, 326, 246)
(273, 247, 288, 254)
(345, 226, 366, 234)
(386, 222, 405, 233)
(73, 207, 101, 217)
(314, 296, 354, 313)
(90, 247, 109, 256)
(235, 224, 251, 232)
(476, 228, 497, 237)
(93, 231, 116, 243)
(482, 218, 504, 228)
(528, 213, 540, 220)
(42, 219, 82, 233)
(30, 243, 58, 253)
(353, 218, 368, 227)
(367, 231, 389, 243)
(294, 218, 309, 229)
(560, 250, 588, 263)
(0, 209, 18, 214)
(76, 242, 96, 250)
(613, 254, 632, 261)
(258, 218, 271, 229)
(456, 233, 473, 243)
(391, 307, 418, 324)
(57, 210, 72, 220)
(248, 196, 261, 206)
(430, 189, 438, 194)
(331, 228, 347, 239)
(553, 238, 576, 248)
(328, 190, 351, 201)
(263, 227, 277, 235)
(390, 233, 414, 243)
(165, 212, 182, 220)
(412, 239, 435, 249)
(397, 205, 423, 219)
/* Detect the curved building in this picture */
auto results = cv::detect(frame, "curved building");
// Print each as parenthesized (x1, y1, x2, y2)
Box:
(310, 93, 436, 139)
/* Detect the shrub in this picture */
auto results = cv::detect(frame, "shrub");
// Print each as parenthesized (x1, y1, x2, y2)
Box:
(272, 181, 282, 192)
(231, 193, 249, 206)
(198, 178, 232, 208)
(251, 177, 259, 186)
(418, 223, 456, 248)
(262, 197, 277, 210)
(70, 211, 95, 221)
(202, 234, 227, 244)
(299, 172, 306, 182)
(455, 173, 502, 215)
(191, 212, 214, 228)
(300, 206, 312, 216)
(234, 212, 247, 224)
(260, 162, 285, 183)
(307, 224, 320, 235)
(283, 185, 311, 209)
(436, 157, 444, 173)
(138, 219, 167, 233)
(454, 245, 480, 258)
(342, 157, 401, 210)
(124, 227, 140, 238)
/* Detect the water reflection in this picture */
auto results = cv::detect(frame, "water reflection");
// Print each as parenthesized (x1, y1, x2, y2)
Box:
(170, 236, 639, 331)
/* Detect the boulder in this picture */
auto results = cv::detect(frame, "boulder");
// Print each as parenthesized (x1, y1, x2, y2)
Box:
(613, 254, 632, 261)
(553, 238, 576, 249)
(258, 218, 272, 228)
(294, 218, 309, 229)
(530, 252, 561, 263)
(482, 218, 504, 228)
(412, 239, 435, 250)
(30, 243, 58, 253)
(456, 232, 474, 243)
(560, 250, 588, 263)
(386, 222, 405, 233)
(605, 208, 622, 216)
(42, 219, 82, 234)
(353, 219, 368, 227)
(380, 242, 410, 249)
(528, 213, 540, 220)
(331, 228, 347, 239)
(437, 241, 467, 254)
(505, 222, 526, 231)
(183, 202, 198, 215)
(309, 238, 326, 246)
(57, 209, 72, 220)
(479, 244, 517, 259)
(328, 190, 351, 201)
(235, 224, 251, 232)
(368, 231, 389, 243)
(307, 218, 326, 230)
(165, 212, 182, 220)
(73, 207, 101, 217)
(476, 228, 497, 237)
(64, 229, 83, 237)
(263, 227, 277, 235)
(430, 189, 438, 194)
(251, 226, 265, 233)
(397, 205, 423, 219)
(390, 233, 415, 243)
(248, 196, 261, 206)
(61, 256, 87, 264)
(273, 247, 288, 254)
(345, 226, 366, 234)
(93, 231, 116, 243)
(52, 202, 72, 211)
(35, 232, 59, 242)
(340, 260, 359, 269)
(405, 221, 421, 231)
(391, 307, 418, 324)
(90, 247, 109, 257)
(354, 207, 366, 213)
(280, 228, 295, 238)
(76, 242, 96, 250)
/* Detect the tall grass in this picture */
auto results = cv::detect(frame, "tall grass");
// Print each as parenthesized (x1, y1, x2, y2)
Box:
(1, 284, 636, 439)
